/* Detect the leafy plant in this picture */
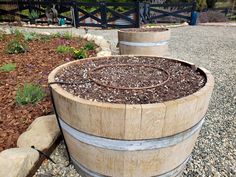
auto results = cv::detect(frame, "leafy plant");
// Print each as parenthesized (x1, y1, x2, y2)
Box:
(29, 10, 39, 20)
(16, 83, 45, 105)
(53, 31, 73, 40)
(10, 29, 22, 38)
(0, 63, 16, 72)
(73, 49, 87, 59)
(23, 32, 38, 41)
(56, 45, 74, 53)
(5, 40, 28, 54)
(62, 31, 73, 40)
(84, 42, 96, 50)
(39, 35, 52, 42)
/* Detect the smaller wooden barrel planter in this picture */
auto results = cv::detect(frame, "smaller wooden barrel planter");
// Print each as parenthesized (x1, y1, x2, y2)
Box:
(48, 56, 214, 177)
(118, 28, 170, 56)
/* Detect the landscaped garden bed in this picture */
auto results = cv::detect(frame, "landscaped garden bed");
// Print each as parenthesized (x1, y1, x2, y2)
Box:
(0, 30, 97, 151)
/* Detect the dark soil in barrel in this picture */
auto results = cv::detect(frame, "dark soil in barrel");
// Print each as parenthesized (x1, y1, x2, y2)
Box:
(120, 28, 168, 32)
(55, 56, 206, 104)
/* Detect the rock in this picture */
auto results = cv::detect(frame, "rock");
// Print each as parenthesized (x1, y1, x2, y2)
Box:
(40, 32, 51, 36)
(99, 40, 110, 50)
(17, 115, 60, 151)
(94, 36, 104, 46)
(82, 33, 90, 39)
(0, 148, 39, 177)
(86, 34, 93, 41)
(97, 50, 112, 57)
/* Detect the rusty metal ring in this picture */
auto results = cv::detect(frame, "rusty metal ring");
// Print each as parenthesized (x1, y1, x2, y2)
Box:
(88, 64, 170, 90)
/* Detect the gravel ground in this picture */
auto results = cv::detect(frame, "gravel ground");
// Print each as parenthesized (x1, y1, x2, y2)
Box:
(2, 25, 235, 177)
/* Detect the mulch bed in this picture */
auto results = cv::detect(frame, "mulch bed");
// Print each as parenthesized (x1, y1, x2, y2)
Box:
(0, 33, 97, 151)
(55, 56, 206, 104)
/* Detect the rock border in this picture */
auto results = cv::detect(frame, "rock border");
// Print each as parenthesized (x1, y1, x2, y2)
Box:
(0, 31, 112, 177)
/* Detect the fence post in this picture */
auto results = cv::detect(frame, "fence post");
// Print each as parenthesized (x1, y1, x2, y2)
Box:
(73, 1, 79, 28)
(100, 1, 107, 29)
(135, 1, 141, 28)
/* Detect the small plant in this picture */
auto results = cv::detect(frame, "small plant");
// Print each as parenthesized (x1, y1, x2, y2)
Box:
(0, 30, 5, 41)
(39, 35, 52, 42)
(16, 83, 45, 105)
(10, 28, 22, 38)
(62, 31, 73, 40)
(56, 45, 74, 54)
(84, 42, 96, 50)
(0, 63, 16, 72)
(73, 49, 87, 59)
(6, 40, 28, 54)
(29, 10, 39, 24)
(53, 31, 73, 40)
(23, 32, 38, 41)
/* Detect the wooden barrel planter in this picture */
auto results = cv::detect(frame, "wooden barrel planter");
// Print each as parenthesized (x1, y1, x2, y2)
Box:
(48, 56, 214, 177)
(118, 28, 170, 56)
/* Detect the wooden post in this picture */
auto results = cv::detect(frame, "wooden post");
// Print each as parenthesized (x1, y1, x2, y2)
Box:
(135, 1, 141, 28)
(73, 1, 79, 28)
(100, 1, 107, 29)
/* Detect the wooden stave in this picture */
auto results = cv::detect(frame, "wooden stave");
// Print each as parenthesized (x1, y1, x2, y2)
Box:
(61, 118, 202, 177)
(118, 29, 171, 43)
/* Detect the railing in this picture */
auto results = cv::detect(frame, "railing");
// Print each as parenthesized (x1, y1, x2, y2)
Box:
(0, 0, 198, 28)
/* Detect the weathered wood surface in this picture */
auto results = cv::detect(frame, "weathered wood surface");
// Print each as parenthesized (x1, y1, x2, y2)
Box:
(118, 29, 170, 56)
(48, 55, 214, 177)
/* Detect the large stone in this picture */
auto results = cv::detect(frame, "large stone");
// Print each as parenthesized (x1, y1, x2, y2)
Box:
(94, 36, 104, 46)
(17, 115, 60, 151)
(99, 40, 110, 50)
(0, 148, 39, 177)
(97, 50, 112, 57)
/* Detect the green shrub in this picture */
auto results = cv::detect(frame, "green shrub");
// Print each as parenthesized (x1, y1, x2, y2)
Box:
(29, 10, 39, 20)
(84, 42, 96, 50)
(10, 29, 22, 38)
(53, 31, 73, 40)
(73, 49, 87, 59)
(39, 35, 52, 42)
(0, 33, 4, 41)
(16, 83, 45, 105)
(62, 31, 73, 40)
(6, 40, 28, 54)
(23, 32, 38, 41)
(0, 63, 16, 72)
(56, 45, 74, 53)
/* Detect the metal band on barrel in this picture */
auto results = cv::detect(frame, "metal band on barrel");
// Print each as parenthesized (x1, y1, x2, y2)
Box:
(59, 118, 204, 151)
(72, 155, 190, 177)
(119, 40, 168, 47)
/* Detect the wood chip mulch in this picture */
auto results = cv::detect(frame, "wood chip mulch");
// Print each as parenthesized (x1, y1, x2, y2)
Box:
(0, 34, 97, 151)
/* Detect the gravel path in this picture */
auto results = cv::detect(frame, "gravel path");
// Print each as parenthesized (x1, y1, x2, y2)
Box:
(3, 25, 235, 177)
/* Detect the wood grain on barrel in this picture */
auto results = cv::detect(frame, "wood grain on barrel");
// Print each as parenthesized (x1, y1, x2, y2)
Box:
(118, 29, 170, 56)
(63, 129, 200, 177)
(48, 56, 214, 177)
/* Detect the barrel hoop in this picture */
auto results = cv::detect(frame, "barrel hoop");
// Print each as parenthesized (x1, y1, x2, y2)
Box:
(59, 117, 204, 151)
(71, 155, 190, 177)
(119, 41, 168, 47)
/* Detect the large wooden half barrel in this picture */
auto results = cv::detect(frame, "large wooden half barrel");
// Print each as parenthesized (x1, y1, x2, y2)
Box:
(118, 28, 170, 56)
(48, 56, 214, 177)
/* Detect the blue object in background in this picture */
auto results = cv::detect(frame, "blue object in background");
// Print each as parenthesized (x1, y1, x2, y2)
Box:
(58, 18, 66, 26)
(190, 11, 198, 25)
